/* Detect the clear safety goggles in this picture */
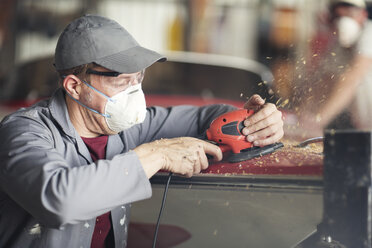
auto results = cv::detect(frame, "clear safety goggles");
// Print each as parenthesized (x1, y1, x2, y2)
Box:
(86, 68, 145, 88)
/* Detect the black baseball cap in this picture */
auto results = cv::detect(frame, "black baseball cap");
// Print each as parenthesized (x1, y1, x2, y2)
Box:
(54, 15, 166, 73)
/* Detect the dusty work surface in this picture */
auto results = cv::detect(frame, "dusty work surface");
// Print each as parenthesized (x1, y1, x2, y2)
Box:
(204, 140, 323, 176)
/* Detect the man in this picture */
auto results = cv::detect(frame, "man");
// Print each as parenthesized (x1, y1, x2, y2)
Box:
(0, 15, 283, 248)
(297, 0, 372, 135)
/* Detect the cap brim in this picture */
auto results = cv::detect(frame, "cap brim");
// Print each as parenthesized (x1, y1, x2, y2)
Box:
(94, 46, 166, 73)
(330, 0, 366, 8)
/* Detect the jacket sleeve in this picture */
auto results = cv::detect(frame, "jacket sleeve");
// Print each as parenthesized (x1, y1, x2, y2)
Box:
(132, 104, 237, 145)
(0, 114, 152, 229)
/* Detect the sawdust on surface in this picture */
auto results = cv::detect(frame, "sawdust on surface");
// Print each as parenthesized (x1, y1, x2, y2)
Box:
(237, 138, 324, 168)
(281, 139, 323, 154)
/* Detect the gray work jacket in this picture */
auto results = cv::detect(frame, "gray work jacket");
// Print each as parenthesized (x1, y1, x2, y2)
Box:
(0, 88, 234, 248)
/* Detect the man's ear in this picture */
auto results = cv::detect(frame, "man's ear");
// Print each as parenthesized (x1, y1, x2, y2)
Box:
(63, 75, 82, 99)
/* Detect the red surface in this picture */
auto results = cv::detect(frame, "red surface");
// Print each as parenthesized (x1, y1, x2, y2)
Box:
(146, 94, 245, 108)
(0, 99, 41, 109)
(204, 145, 323, 176)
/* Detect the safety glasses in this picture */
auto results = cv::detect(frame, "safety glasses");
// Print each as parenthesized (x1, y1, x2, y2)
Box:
(86, 69, 145, 88)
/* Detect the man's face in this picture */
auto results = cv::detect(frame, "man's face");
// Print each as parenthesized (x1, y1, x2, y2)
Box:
(78, 66, 145, 135)
(329, 5, 367, 47)
(331, 5, 366, 25)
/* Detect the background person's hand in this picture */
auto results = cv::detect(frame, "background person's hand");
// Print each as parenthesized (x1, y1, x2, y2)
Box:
(134, 137, 222, 178)
(242, 94, 284, 146)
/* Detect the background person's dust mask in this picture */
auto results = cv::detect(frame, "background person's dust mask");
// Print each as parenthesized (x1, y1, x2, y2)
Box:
(68, 81, 147, 133)
(336, 16, 362, 48)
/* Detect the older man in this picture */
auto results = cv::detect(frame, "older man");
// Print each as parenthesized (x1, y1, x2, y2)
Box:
(0, 15, 283, 248)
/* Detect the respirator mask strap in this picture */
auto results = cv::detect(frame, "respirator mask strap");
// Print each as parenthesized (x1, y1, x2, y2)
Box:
(63, 76, 114, 118)
(65, 91, 111, 118)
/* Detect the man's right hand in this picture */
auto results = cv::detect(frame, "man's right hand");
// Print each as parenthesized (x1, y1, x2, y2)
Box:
(134, 137, 223, 178)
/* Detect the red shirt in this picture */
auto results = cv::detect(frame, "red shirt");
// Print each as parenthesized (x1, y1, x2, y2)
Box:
(82, 135, 114, 248)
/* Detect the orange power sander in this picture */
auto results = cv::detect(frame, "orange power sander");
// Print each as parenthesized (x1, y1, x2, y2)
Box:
(206, 109, 283, 163)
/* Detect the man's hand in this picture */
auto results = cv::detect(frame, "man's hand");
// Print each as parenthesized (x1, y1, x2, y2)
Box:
(134, 137, 222, 178)
(242, 94, 284, 146)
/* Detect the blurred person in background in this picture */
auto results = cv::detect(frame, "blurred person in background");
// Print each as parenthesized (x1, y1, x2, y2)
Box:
(295, 0, 372, 136)
(0, 15, 283, 248)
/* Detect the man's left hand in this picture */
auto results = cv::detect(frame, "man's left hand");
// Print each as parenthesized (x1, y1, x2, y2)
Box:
(242, 94, 284, 146)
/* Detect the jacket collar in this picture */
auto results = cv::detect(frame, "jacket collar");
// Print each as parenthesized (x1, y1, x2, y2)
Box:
(49, 88, 78, 139)
(48, 88, 92, 162)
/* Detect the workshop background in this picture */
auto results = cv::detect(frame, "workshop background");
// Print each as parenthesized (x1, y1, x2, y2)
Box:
(2, 1, 372, 248)
(0, 0, 371, 126)
(0, 0, 322, 97)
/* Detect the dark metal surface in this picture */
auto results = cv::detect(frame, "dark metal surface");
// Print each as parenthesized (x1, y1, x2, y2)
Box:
(151, 173, 322, 189)
(295, 130, 372, 248)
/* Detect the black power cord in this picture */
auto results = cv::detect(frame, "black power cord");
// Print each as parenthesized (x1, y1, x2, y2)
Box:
(152, 172, 173, 248)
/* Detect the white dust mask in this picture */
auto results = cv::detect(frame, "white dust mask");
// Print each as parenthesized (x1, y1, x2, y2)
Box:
(104, 83, 147, 132)
(67, 81, 147, 133)
(336, 16, 361, 48)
